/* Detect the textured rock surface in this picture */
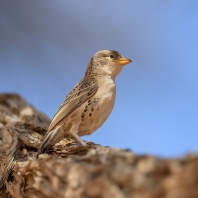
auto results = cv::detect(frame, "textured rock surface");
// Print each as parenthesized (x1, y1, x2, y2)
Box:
(0, 93, 198, 198)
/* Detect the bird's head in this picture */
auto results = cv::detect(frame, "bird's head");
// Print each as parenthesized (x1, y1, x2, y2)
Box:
(85, 50, 132, 79)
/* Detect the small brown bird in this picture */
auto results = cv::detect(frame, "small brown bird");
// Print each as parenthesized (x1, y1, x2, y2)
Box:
(36, 50, 132, 157)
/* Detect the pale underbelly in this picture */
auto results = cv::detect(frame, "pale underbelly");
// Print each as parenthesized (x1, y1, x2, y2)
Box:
(78, 93, 115, 136)
(62, 80, 116, 136)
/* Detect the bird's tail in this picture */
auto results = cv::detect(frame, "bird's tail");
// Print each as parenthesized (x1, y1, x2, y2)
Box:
(36, 126, 62, 158)
(36, 131, 53, 158)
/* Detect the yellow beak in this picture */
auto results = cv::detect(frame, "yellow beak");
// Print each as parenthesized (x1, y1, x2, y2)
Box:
(116, 57, 132, 66)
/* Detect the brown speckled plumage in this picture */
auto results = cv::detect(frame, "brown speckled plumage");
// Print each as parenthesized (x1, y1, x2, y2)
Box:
(36, 50, 132, 157)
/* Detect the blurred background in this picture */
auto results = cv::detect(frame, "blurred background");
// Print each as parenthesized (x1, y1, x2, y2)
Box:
(1, 1, 198, 157)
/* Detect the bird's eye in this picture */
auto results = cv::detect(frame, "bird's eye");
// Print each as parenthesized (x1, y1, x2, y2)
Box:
(109, 54, 114, 59)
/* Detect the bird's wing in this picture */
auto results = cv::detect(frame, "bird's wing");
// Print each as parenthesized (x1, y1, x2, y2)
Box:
(47, 77, 98, 132)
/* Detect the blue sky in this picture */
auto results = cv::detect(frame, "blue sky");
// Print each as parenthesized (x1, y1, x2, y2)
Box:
(1, 1, 198, 157)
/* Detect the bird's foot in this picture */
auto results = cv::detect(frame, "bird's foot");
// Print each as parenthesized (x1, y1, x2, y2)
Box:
(71, 132, 87, 146)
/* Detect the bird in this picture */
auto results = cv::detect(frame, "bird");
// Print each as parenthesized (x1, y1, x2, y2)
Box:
(36, 50, 132, 157)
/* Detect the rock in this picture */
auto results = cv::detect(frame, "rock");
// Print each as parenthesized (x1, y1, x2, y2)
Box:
(0, 93, 198, 198)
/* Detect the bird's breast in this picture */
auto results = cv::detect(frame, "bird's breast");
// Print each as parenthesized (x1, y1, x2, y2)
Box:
(95, 79, 116, 103)
(78, 79, 116, 136)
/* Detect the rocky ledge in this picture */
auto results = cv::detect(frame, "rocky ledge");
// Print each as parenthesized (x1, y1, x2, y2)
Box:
(0, 94, 197, 198)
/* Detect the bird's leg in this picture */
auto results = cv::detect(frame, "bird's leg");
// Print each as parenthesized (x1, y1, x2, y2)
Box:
(70, 124, 87, 146)
(71, 132, 87, 146)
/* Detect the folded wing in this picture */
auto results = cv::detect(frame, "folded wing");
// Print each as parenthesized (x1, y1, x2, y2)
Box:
(47, 77, 98, 133)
